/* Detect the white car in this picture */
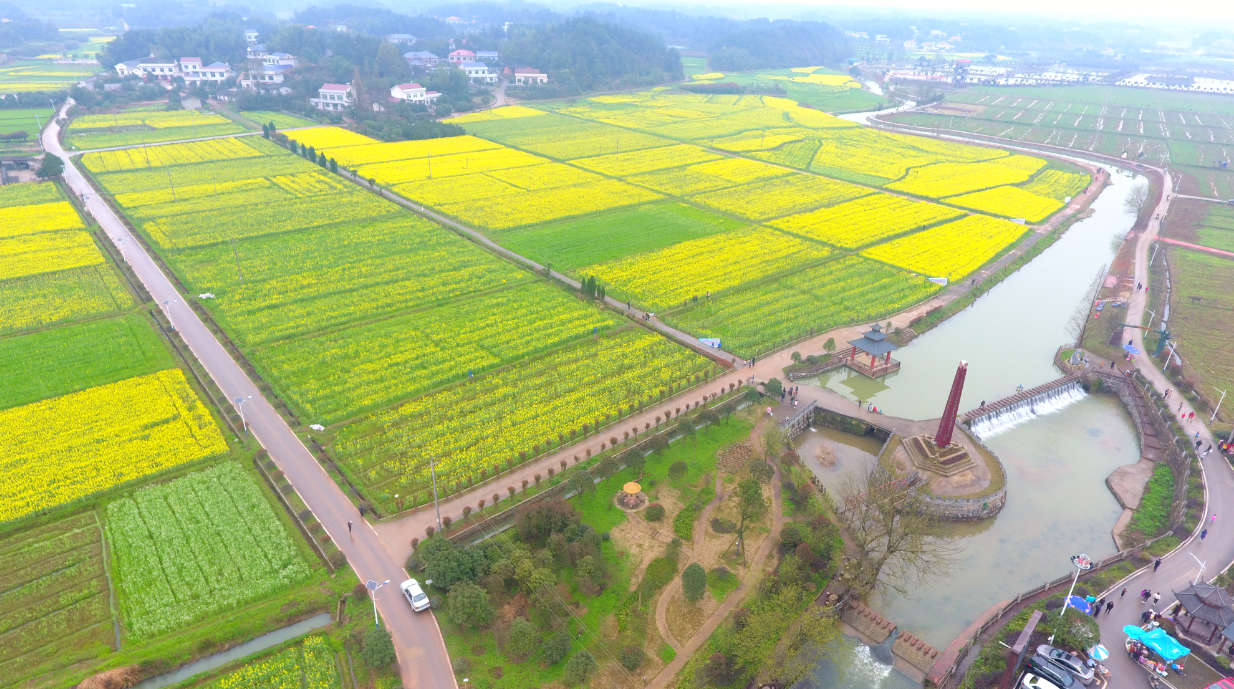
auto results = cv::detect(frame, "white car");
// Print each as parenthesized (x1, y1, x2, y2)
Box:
(401, 579, 429, 612)
(1021, 672, 1062, 689)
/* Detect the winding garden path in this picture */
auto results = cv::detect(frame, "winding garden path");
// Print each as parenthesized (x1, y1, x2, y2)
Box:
(652, 418, 769, 651)
(645, 446, 785, 689)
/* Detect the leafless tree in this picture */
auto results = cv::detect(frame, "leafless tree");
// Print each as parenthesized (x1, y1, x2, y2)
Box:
(1065, 264, 1107, 347)
(834, 465, 960, 597)
(1124, 180, 1151, 217)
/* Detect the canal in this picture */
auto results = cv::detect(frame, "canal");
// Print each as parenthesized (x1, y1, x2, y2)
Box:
(797, 166, 1146, 686)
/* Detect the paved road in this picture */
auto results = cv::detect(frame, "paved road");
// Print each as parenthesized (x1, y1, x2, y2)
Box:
(45, 102, 456, 689)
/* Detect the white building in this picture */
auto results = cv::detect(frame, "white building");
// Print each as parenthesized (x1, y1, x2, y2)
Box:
(247, 44, 268, 59)
(140, 57, 179, 80)
(448, 49, 475, 63)
(264, 52, 297, 68)
(245, 29, 259, 45)
(475, 50, 499, 62)
(512, 67, 547, 85)
(311, 83, 353, 110)
(180, 57, 231, 84)
(460, 61, 498, 84)
(114, 59, 142, 77)
(390, 82, 441, 104)
(387, 34, 417, 45)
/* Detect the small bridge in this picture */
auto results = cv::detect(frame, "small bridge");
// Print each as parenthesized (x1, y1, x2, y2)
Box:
(779, 398, 817, 439)
(960, 375, 1080, 424)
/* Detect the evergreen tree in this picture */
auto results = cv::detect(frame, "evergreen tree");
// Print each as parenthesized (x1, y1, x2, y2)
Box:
(330, 158, 338, 173)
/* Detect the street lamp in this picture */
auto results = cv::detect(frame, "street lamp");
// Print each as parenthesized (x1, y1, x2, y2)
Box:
(430, 454, 441, 531)
(1189, 552, 1207, 586)
(1061, 554, 1093, 618)
(234, 396, 252, 435)
(366, 579, 390, 626)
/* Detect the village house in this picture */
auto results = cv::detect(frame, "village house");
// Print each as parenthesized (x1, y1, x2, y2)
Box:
(475, 50, 499, 62)
(404, 50, 440, 67)
(460, 61, 498, 84)
(512, 67, 547, 85)
(389, 82, 441, 104)
(448, 49, 475, 63)
(247, 44, 268, 60)
(180, 58, 232, 85)
(311, 83, 353, 111)
(244, 29, 259, 44)
(387, 34, 417, 45)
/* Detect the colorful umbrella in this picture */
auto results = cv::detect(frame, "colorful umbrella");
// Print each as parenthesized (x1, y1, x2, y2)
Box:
(1088, 644, 1109, 661)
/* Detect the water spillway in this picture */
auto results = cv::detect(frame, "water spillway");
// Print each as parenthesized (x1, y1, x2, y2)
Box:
(966, 377, 1086, 439)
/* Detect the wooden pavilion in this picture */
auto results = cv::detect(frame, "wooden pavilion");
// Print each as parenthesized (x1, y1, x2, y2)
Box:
(1174, 582, 1234, 644)
(845, 324, 900, 378)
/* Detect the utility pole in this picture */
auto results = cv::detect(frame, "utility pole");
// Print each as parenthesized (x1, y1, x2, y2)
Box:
(164, 168, 176, 201)
(1212, 388, 1227, 425)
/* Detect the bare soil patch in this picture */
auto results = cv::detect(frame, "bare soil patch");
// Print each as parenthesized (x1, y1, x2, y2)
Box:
(717, 443, 753, 473)
(612, 513, 676, 592)
(665, 588, 719, 643)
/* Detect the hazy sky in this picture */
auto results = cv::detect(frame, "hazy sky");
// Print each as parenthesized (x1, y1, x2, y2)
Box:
(650, 0, 1233, 22)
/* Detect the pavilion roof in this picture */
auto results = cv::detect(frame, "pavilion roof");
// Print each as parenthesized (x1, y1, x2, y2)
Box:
(1176, 582, 1234, 628)
(848, 323, 898, 357)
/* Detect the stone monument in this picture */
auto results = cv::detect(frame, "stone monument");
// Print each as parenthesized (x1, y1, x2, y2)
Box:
(905, 361, 974, 476)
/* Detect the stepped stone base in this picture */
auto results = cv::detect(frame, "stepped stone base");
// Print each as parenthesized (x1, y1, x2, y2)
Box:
(905, 434, 974, 477)
(893, 630, 941, 674)
(843, 601, 895, 643)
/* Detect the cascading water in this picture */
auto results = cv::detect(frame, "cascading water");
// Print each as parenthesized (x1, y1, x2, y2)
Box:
(969, 380, 1086, 438)
(800, 634, 921, 689)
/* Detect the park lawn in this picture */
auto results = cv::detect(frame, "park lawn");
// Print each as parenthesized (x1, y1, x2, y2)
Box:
(493, 201, 744, 272)
(434, 416, 753, 689)
(242, 110, 319, 130)
(0, 311, 174, 410)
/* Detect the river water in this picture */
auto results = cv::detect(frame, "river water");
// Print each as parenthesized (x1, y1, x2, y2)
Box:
(796, 167, 1145, 687)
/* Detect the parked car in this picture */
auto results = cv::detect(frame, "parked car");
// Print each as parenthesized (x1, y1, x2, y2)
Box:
(1021, 672, 1063, 689)
(400, 578, 430, 611)
(1036, 644, 1095, 685)
(1026, 654, 1076, 688)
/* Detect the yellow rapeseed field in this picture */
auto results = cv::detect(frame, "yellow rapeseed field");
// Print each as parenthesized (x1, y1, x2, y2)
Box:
(1021, 169, 1090, 201)
(0, 369, 228, 522)
(0, 201, 85, 238)
(886, 154, 1046, 198)
(944, 186, 1063, 223)
(861, 215, 1029, 280)
(282, 126, 375, 151)
(449, 105, 548, 123)
(770, 195, 964, 249)
(355, 147, 543, 185)
(321, 135, 501, 167)
(0, 231, 103, 280)
(573, 144, 722, 176)
(84, 137, 268, 172)
(437, 177, 660, 230)
(690, 173, 871, 221)
(585, 226, 832, 310)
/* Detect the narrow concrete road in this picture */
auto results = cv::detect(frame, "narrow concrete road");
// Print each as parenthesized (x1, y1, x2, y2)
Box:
(45, 102, 456, 689)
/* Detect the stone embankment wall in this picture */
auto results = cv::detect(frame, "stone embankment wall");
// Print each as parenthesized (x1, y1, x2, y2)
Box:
(843, 601, 942, 675)
(909, 426, 1008, 521)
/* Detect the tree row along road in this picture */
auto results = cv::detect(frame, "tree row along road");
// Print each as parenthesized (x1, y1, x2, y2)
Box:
(43, 101, 457, 689)
(883, 113, 1234, 686)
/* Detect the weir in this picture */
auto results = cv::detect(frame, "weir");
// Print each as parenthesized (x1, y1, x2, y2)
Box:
(963, 376, 1085, 438)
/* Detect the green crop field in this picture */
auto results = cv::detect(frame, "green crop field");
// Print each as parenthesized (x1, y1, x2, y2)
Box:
(0, 311, 173, 410)
(241, 110, 319, 129)
(1166, 248, 1234, 412)
(106, 463, 313, 640)
(0, 60, 97, 92)
(65, 108, 255, 150)
(495, 201, 745, 271)
(0, 513, 116, 688)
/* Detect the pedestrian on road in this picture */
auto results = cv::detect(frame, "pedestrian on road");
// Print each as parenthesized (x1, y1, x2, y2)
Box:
(1154, 559, 1162, 572)
(1095, 598, 1106, 616)
(347, 520, 353, 534)
(1202, 528, 1208, 541)
(1154, 592, 1161, 605)
(1140, 589, 1150, 602)
(1121, 587, 1128, 598)
(1190, 412, 1195, 422)
(1213, 514, 1218, 525)
(1165, 389, 1172, 399)
(1179, 402, 1185, 412)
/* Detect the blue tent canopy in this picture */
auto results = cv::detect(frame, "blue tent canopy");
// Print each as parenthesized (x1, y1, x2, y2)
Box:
(1123, 344, 1141, 355)
(1064, 596, 1092, 614)
(1124, 625, 1192, 661)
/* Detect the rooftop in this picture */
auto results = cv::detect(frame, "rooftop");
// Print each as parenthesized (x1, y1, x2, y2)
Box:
(320, 83, 351, 92)
(848, 323, 898, 357)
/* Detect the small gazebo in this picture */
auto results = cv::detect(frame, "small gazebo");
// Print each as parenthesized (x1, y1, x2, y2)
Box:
(1174, 582, 1234, 644)
(845, 324, 900, 379)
